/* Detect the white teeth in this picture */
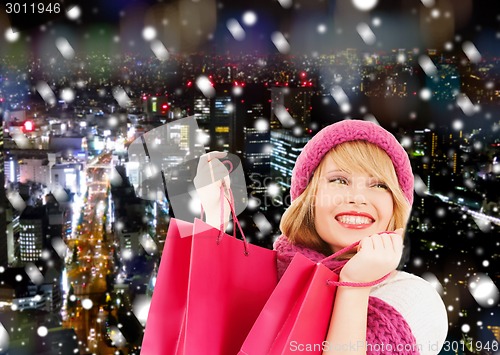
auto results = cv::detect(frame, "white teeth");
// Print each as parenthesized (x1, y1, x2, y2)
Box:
(337, 215, 372, 225)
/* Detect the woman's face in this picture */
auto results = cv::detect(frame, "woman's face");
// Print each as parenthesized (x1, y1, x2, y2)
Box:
(314, 157, 394, 252)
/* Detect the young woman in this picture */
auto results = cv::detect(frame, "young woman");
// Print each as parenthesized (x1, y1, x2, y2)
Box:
(197, 120, 448, 355)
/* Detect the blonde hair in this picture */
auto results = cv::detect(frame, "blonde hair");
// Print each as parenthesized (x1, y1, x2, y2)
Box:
(280, 140, 412, 255)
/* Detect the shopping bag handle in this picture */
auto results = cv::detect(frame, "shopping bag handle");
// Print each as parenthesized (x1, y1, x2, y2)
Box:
(320, 240, 391, 288)
(217, 181, 250, 256)
(199, 158, 233, 222)
(196, 157, 249, 254)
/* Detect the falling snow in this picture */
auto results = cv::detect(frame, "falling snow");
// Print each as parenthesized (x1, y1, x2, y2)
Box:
(196, 75, 216, 98)
(456, 94, 477, 116)
(227, 19, 245, 41)
(356, 23, 376, 45)
(274, 104, 295, 127)
(419, 87, 432, 101)
(418, 55, 437, 77)
(112, 86, 132, 108)
(271, 32, 290, 54)
(330, 86, 351, 113)
(55, 37, 76, 60)
(462, 41, 482, 63)
(277, 0, 292, 9)
(242, 11, 257, 26)
(0, 1, 499, 353)
(4, 28, 19, 42)
(81, 299, 93, 310)
(150, 40, 170, 61)
(66, 6, 81, 20)
(142, 26, 157, 41)
(468, 274, 500, 307)
(60, 88, 75, 103)
(36, 81, 56, 106)
(352, 0, 378, 11)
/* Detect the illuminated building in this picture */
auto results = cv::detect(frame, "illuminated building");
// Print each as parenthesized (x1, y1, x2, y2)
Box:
(143, 96, 170, 120)
(193, 95, 211, 125)
(4, 155, 19, 184)
(212, 93, 234, 151)
(118, 225, 141, 260)
(270, 87, 313, 130)
(244, 124, 270, 210)
(18, 206, 47, 263)
(270, 130, 309, 205)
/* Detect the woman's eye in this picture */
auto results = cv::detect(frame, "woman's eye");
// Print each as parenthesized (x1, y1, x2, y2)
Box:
(329, 177, 348, 185)
(372, 182, 388, 190)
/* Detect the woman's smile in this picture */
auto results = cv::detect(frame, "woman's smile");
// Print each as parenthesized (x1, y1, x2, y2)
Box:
(335, 211, 375, 229)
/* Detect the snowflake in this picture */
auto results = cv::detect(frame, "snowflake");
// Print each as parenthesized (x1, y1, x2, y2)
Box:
(142, 26, 157, 41)
(419, 88, 432, 101)
(150, 40, 169, 61)
(59, 88, 75, 102)
(37, 326, 48, 337)
(271, 32, 290, 54)
(461, 324, 470, 333)
(356, 23, 376, 45)
(66, 6, 81, 20)
(4, 28, 20, 42)
(196, 76, 215, 98)
(468, 273, 500, 307)
(55, 37, 75, 60)
(81, 298, 93, 310)
(418, 55, 437, 77)
(352, 0, 378, 11)
(462, 41, 482, 63)
(227, 19, 245, 41)
(242, 11, 257, 26)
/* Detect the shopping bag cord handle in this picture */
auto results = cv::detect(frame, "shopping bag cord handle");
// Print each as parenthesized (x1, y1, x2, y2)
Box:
(216, 181, 250, 256)
(200, 158, 233, 226)
(320, 240, 360, 263)
(326, 273, 391, 288)
(320, 240, 391, 287)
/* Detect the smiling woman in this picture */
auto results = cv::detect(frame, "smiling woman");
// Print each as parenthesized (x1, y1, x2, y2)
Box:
(282, 138, 410, 255)
(273, 120, 447, 354)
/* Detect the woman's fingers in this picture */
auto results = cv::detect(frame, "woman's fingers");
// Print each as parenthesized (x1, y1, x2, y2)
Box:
(207, 151, 227, 162)
(376, 233, 387, 250)
(209, 159, 230, 182)
(197, 151, 227, 171)
(344, 229, 406, 283)
(194, 151, 230, 188)
(361, 232, 403, 260)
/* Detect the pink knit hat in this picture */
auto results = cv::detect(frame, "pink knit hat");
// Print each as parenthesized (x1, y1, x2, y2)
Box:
(290, 120, 414, 204)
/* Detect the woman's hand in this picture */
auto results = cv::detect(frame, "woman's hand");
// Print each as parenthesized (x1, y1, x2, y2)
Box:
(339, 228, 404, 285)
(193, 151, 232, 229)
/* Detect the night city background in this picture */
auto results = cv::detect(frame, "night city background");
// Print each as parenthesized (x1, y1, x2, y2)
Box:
(0, 0, 499, 354)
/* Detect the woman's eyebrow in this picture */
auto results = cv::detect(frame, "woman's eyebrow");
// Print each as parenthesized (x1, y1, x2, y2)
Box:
(325, 169, 347, 174)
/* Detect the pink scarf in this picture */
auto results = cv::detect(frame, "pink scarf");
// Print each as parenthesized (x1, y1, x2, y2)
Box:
(274, 234, 420, 355)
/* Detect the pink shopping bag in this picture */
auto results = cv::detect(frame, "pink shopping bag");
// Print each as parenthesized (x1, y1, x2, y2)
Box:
(141, 186, 277, 355)
(239, 242, 389, 355)
(140, 218, 193, 354)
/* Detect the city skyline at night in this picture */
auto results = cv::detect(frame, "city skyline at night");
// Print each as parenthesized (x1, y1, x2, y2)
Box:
(1, 1, 500, 354)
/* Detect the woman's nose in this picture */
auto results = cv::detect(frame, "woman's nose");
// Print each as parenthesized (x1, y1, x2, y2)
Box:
(347, 195, 367, 205)
(347, 186, 367, 205)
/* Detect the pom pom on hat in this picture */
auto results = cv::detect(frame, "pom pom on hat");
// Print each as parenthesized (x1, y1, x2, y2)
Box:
(290, 120, 414, 204)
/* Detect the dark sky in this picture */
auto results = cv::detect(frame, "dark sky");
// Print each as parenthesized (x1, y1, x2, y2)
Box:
(3, 0, 500, 55)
